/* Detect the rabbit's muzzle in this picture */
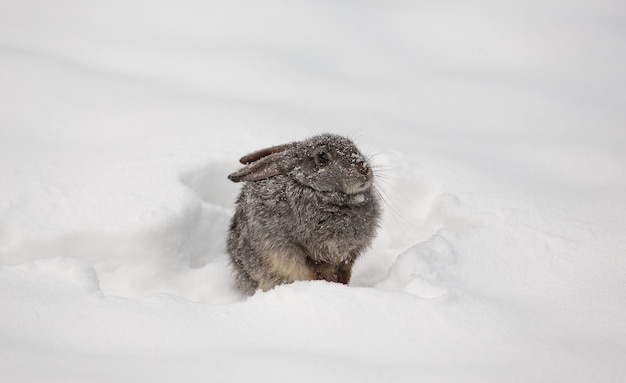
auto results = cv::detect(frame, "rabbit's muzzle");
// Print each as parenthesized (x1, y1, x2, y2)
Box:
(342, 164, 373, 195)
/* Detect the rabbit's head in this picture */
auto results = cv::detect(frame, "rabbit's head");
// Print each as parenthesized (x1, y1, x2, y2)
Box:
(228, 134, 374, 196)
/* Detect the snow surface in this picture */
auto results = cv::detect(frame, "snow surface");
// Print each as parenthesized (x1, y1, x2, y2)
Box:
(1, 0, 626, 382)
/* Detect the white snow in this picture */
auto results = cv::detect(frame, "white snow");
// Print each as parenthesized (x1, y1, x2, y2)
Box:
(1, 0, 625, 382)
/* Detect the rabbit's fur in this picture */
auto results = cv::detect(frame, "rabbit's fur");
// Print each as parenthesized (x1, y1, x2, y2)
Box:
(227, 134, 381, 295)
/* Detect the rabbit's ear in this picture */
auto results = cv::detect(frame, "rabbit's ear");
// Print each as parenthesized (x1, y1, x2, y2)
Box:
(228, 145, 293, 183)
(239, 145, 288, 164)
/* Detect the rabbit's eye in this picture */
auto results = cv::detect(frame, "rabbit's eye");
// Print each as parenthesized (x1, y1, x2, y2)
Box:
(316, 151, 330, 166)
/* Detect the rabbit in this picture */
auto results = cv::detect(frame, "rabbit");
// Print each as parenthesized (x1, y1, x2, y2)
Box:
(227, 133, 381, 295)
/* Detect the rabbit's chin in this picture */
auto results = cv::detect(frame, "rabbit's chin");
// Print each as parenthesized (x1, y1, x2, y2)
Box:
(351, 193, 367, 204)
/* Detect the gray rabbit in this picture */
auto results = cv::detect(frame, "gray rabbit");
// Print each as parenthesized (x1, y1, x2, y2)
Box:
(227, 133, 382, 295)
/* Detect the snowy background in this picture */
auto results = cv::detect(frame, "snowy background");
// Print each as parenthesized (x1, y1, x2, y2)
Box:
(1, 0, 625, 382)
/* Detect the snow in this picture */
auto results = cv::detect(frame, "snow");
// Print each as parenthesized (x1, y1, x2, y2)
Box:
(1, 0, 625, 382)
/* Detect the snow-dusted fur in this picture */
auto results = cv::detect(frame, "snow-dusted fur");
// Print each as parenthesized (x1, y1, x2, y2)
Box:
(227, 134, 381, 295)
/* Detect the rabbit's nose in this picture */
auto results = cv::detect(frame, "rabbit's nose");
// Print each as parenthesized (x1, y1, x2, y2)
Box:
(356, 161, 370, 176)
(361, 166, 373, 182)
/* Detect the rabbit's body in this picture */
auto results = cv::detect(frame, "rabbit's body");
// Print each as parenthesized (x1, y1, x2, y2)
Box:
(227, 134, 381, 295)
